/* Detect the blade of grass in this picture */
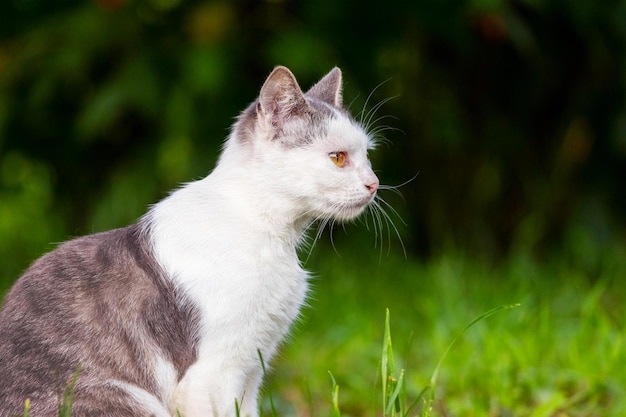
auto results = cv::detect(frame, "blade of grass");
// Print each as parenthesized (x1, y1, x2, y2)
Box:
(382, 308, 402, 415)
(329, 372, 341, 417)
(385, 369, 405, 416)
(234, 398, 241, 417)
(22, 399, 31, 417)
(257, 349, 277, 417)
(381, 308, 391, 410)
(58, 364, 82, 417)
(423, 303, 521, 416)
(382, 309, 410, 416)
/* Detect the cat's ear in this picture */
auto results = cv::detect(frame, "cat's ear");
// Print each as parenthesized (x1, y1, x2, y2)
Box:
(306, 67, 343, 108)
(258, 66, 309, 129)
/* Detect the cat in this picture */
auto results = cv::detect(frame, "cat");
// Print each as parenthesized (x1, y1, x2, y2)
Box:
(0, 66, 380, 417)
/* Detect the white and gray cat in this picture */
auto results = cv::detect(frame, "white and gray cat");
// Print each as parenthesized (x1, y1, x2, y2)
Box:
(0, 66, 380, 417)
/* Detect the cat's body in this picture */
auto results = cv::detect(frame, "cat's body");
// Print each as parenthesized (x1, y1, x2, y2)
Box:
(0, 226, 194, 416)
(0, 66, 380, 417)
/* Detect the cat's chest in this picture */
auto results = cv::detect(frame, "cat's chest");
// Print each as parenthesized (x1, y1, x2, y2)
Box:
(159, 231, 308, 350)
(149, 187, 310, 357)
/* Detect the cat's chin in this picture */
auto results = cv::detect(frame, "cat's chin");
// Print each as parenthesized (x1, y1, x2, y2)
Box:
(332, 199, 374, 221)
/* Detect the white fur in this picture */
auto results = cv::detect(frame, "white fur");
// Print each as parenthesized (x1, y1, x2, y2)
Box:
(108, 380, 172, 417)
(146, 76, 378, 417)
(153, 354, 179, 410)
(109, 344, 178, 415)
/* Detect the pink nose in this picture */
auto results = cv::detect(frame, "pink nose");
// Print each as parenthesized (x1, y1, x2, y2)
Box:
(366, 179, 379, 195)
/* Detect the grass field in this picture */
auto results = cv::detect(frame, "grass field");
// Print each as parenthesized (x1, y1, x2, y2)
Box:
(263, 244, 626, 417)
(5, 239, 626, 416)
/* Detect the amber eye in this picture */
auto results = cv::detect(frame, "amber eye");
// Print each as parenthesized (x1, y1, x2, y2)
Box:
(329, 151, 346, 167)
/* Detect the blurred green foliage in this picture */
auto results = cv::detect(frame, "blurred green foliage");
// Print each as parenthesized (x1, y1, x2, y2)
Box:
(1, 0, 626, 287)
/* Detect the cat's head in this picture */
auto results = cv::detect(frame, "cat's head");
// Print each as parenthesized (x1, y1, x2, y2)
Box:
(225, 66, 379, 223)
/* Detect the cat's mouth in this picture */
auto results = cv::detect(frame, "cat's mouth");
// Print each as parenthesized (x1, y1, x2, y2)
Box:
(334, 196, 374, 220)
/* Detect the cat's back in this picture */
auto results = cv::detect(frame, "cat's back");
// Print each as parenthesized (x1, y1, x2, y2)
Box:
(1, 225, 154, 322)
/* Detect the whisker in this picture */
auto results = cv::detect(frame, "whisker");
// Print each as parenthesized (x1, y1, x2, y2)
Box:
(328, 219, 340, 256)
(368, 120, 402, 138)
(376, 195, 407, 227)
(346, 93, 361, 113)
(369, 202, 385, 258)
(363, 96, 397, 132)
(369, 123, 402, 136)
(377, 200, 394, 257)
(358, 78, 393, 126)
(301, 209, 335, 262)
(369, 126, 402, 148)
(378, 173, 419, 196)
(372, 196, 407, 258)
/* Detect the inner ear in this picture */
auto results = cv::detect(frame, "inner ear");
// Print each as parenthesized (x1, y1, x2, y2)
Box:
(258, 66, 310, 128)
(305, 67, 343, 108)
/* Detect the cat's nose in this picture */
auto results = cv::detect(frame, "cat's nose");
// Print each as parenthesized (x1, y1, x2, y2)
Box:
(366, 178, 379, 195)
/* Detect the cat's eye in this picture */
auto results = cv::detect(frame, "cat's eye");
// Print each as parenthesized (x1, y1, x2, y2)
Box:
(329, 151, 346, 167)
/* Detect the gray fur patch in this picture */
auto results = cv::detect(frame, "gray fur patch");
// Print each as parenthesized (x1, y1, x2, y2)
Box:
(0, 223, 200, 416)
(232, 97, 341, 149)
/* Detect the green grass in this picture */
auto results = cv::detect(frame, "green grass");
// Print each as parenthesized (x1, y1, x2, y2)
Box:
(264, 247, 626, 416)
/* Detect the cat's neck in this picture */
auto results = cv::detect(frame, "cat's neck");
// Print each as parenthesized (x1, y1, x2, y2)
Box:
(209, 140, 314, 235)
(146, 150, 310, 264)
(144, 154, 309, 296)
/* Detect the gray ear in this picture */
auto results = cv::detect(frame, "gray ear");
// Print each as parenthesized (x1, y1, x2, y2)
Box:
(306, 67, 343, 107)
(258, 66, 309, 128)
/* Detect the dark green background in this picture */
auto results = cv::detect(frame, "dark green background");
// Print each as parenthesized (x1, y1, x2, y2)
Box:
(1, 0, 625, 288)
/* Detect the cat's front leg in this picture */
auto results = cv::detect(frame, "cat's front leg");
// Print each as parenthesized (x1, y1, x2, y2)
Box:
(237, 369, 264, 417)
(172, 361, 258, 417)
